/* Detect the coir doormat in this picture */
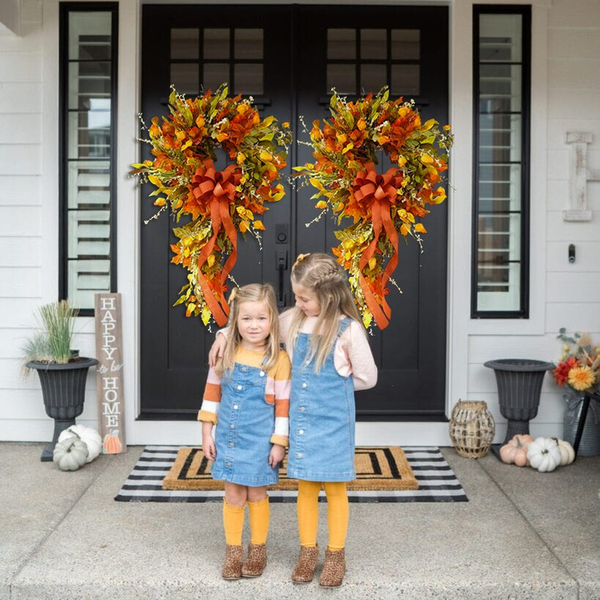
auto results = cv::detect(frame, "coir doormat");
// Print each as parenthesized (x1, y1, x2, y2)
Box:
(115, 446, 468, 503)
(162, 446, 418, 492)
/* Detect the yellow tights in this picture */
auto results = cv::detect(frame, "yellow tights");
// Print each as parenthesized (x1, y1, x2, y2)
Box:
(223, 497, 270, 546)
(297, 480, 349, 550)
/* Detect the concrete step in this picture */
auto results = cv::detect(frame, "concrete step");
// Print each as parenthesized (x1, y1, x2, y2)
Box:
(2, 444, 599, 600)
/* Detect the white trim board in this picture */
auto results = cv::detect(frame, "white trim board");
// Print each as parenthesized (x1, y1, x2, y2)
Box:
(0, 419, 564, 446)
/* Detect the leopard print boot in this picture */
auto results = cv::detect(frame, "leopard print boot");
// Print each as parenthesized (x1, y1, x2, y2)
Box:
(241, 543, 267, 577)
(319, 548, 346, 587)
(292, 545, 319, 584)
(221, 544, 243, 580)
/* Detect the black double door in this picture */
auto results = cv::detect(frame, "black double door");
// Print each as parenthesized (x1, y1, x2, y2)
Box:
(140, 5, 449, 421)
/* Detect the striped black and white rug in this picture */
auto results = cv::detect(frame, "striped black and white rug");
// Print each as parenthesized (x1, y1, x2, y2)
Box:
(115, 446, 468, 503)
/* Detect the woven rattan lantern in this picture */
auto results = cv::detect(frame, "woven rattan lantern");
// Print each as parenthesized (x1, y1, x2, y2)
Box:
(449, 400, 495, 458)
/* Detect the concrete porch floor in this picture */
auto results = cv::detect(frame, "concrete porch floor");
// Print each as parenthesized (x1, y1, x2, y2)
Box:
(1, 443, 599, 600)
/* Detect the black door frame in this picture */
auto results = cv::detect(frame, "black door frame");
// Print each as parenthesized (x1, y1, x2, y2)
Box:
(139, 4, 450, 422)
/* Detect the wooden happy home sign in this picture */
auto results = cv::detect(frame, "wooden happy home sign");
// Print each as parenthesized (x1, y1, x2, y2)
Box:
(94, 293, 127, 454)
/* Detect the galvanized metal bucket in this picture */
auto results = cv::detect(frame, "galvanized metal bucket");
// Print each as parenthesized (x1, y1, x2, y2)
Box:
(563, 393, 600, 457)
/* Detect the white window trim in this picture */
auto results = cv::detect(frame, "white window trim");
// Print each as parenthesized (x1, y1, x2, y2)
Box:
(468, 3, 548, 336)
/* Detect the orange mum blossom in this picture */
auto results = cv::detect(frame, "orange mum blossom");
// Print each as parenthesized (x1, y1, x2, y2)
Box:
(131, 85, 292, 327)
(294, 86, 453, 330)
(568, 366, 595, 392)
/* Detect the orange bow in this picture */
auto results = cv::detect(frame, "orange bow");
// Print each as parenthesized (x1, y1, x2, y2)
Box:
(352, 163, 402, 330)
(192, 159, 241, 327)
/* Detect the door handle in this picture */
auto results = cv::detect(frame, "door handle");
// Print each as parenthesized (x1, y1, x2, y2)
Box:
(275, 224, 289, 308)
(276, 250, 288, 307)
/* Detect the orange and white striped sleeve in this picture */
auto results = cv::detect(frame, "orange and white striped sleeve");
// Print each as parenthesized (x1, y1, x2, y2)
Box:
(269, 351, 291, 447)
(197, 366, 222, 424)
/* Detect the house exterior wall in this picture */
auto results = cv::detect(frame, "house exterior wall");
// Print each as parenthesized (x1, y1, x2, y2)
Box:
(0, 0, 54, 442)
(0, 0, 598, 446)
(465, 0, 600, 440)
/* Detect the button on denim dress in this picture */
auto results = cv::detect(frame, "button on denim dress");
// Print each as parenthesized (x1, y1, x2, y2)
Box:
(287, 318, 356, 482)
(211, 362, 279, 487)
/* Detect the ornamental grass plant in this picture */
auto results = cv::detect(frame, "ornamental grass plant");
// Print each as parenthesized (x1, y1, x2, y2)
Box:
(553, 328, 600, 394)
(22, 300, 79, 373)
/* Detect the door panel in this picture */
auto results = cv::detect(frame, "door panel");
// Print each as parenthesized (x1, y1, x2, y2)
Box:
(140, 6, 293, 418)
(295, 6, 449, 420)
(140, 5, 448, 421)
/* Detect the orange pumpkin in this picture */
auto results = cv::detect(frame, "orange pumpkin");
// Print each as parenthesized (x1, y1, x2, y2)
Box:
(103, 432, 123, 454)
(499, 434, 534, 467)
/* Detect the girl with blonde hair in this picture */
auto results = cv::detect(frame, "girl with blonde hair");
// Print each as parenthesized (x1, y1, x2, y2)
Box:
(209, 254, 377, 587)
(199, 283, 291, 580)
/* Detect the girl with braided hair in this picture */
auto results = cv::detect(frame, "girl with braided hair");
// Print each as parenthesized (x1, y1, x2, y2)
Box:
(209, 253, 377, 587)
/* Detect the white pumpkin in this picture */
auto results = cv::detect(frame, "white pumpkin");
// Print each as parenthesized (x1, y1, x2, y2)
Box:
(53, 438, 89, 471)
(58, 425, 102, 462)
(552, 438, 575, 466)
(527, 437, 561, 473)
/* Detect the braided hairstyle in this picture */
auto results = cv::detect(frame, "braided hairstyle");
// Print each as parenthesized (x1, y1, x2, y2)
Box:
(287, 253, 363, 372)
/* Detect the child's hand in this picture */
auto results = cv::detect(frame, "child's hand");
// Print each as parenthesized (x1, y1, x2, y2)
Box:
(208, 335, 227, 368)
(201, 423, 216, 461)
(203, 435, 216, 461)
(269, 444, 286, 468)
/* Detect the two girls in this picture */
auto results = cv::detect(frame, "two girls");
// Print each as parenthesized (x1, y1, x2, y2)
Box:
(203, 253, 377, 586)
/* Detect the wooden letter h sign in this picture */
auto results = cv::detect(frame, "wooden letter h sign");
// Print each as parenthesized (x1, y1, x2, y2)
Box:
(564, 132, 600, 222)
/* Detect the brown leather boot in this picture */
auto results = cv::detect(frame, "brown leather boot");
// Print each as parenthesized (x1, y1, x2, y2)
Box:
(292, 545, 319, 584)
(221, 544, 243, 580)
(319, 548, 346, 587)
(241, 543, 267, 578)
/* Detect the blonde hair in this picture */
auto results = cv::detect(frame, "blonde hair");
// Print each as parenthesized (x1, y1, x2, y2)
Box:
(287, 253, 364, 372)
(218, 283, 280, 375)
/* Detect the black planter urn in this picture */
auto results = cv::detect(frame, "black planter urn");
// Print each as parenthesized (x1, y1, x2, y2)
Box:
(484, 359, 555, 444)
(27, 358, 99, 462)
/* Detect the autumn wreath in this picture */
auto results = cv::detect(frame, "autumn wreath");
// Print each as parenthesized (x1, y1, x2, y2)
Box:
(294, 87, 453, 330)
(131, 86, 291, 327)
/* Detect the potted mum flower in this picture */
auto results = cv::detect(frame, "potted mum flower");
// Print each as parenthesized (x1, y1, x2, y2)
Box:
(23, 300, 98, 462)
(553, 329, 600, 456)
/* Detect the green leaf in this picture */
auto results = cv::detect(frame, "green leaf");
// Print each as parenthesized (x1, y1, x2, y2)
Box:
(183, 107, 194, 126)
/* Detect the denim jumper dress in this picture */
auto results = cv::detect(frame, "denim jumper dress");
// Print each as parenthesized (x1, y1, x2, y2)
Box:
(210, 361, 279, 487)
(287, 318, 356, 482)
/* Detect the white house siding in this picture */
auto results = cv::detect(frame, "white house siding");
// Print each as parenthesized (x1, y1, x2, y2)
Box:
(0, 0, 98, 442)
(466, 0, 600, 442)
(0, 0, 598, 446)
